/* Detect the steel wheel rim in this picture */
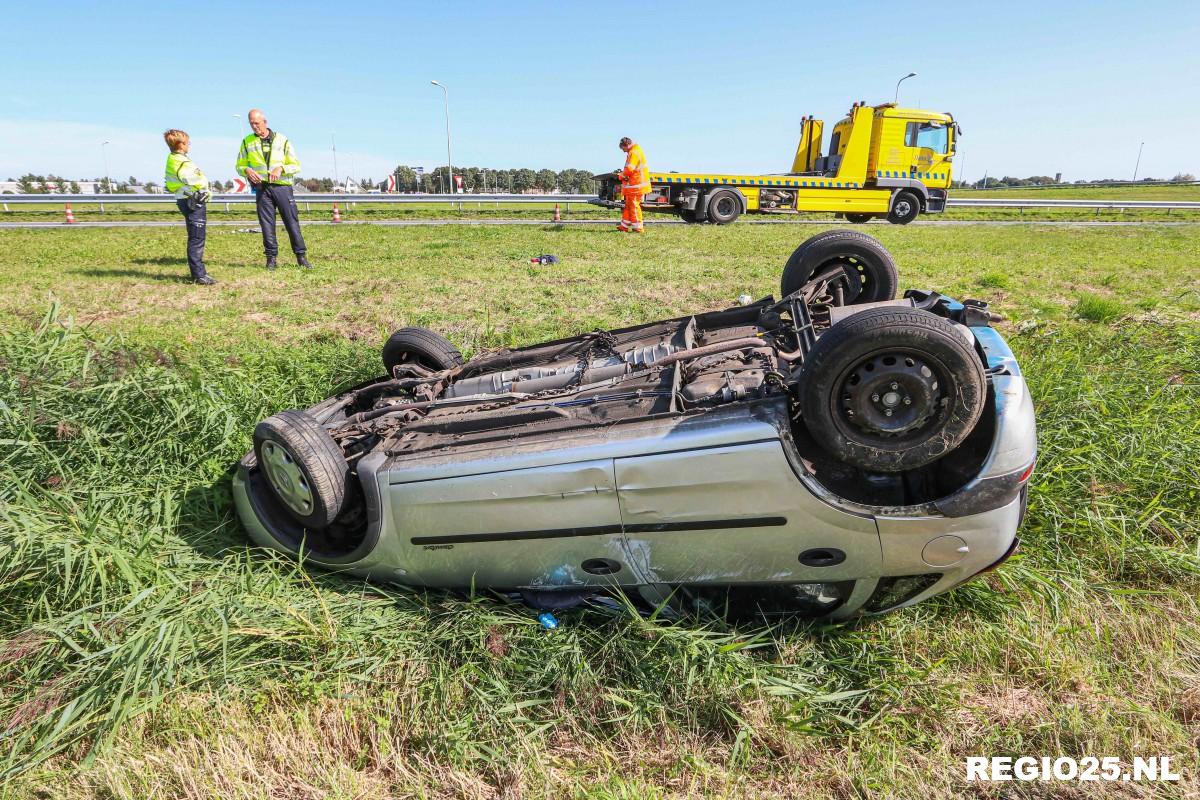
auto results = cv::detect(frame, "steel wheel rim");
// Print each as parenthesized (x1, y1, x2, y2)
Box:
(811, 255, 871, 301)
(261, 440, 315, 517)
(834, 348, 948, 443)
(894, 199, 913, 218)
(714, 196, 735, 217)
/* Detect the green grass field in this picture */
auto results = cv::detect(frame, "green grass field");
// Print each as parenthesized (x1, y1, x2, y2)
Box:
(1, 222, 1198, 798)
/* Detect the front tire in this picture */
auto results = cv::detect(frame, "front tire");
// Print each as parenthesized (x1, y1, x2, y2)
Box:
(254, 410, 353, 529)
(844, 213, 873, 224)
(705, 190, 742, 224)
(799, 307, 986, 472)
(780, 229, 898, 303)
(887, 191, 920, 225)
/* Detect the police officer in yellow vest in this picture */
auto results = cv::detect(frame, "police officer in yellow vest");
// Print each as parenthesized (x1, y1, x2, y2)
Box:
(236, 108, 311, 270)
(163, 129, 216, 285)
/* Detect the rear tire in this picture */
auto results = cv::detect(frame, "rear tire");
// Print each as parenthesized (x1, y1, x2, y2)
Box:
(382, 327, 464, 377)
(780, 229, 898, 303)
(887, 191, 920, 225)
(254, 410, 352, 529)
(844, 213, 873, 224)
(799, 307, 986, 472)
(705, 190, 742, 224)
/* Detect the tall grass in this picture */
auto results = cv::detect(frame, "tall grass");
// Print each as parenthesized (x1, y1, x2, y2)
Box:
(2, 303, 1198, 796)
(0, 309, 867, 782)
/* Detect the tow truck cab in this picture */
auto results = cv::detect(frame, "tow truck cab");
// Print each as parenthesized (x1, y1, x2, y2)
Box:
(808, 104, 957, 213)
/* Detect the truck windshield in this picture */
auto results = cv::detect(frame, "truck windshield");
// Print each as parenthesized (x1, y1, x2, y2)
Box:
(905, 122, 949, 153)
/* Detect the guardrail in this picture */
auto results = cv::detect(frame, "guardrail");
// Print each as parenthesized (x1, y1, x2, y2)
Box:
(2, 193, 1198, 211)
(0, 193, 595, 208)
(947, 198, 1200, 210)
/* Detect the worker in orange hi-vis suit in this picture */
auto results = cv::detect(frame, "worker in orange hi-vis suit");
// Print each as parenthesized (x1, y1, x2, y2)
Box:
(617, 136, 650, 233)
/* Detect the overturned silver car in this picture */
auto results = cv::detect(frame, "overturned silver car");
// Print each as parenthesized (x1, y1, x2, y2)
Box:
(233, 230, 1036, 619)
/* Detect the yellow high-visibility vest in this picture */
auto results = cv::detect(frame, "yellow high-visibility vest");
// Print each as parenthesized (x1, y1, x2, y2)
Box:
(164, 152, 209, 199)
(235, 131, 301, 185)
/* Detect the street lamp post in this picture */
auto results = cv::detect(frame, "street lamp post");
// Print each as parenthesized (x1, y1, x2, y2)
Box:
(431, 80, 453, 195)
(101, 141, 111, 193)
(332, 132, 340, 189)
(894, 72, 917, 105)
(1132, 141, 1145, 182)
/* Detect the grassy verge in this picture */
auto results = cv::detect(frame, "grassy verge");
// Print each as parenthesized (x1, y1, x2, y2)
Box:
(1, 223, 1198, 797)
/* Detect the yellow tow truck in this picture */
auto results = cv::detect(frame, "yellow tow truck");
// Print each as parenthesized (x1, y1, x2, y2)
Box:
(595, 101, 957, 225)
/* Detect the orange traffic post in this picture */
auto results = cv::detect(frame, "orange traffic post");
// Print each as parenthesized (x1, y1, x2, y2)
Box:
(553, 203, 561, 223)
(64, 203, 77, 224)
(331, 202, 342, 223)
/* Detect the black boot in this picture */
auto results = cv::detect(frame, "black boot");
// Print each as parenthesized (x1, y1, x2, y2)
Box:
(297, 254, 313, 270)
(266, 256, 277, 270)
(194, 275, 217, 285)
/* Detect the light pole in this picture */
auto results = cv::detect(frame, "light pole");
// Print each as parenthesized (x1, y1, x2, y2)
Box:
(332, 132, 340, 189)
(101, 141, 111, 193)
(1132, 141, 1145, 182)
(430, 80, 453, 195)
(894, 72, 917, 105)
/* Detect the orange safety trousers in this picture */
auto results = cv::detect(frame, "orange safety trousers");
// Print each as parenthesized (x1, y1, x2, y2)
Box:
(619, 190, 645, 231)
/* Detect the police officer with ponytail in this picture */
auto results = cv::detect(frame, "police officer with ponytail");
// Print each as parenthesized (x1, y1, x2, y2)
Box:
(163, 129, 216, 285)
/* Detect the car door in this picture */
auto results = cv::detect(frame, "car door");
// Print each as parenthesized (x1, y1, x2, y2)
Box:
(613, 440, 882, 585)
(385, 459, 633, 589)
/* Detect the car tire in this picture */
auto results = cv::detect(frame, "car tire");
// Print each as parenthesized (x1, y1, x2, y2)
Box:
(679, 208, 699, 224)
(800, 307, 986, 472)
(705, 190, 742, 224)
(780, 229, 899, 302)
(253, 410, 353, 529)
(887, 191, 920, 225)
(844, 213, 873, 224)
(382, 327, 464, 377)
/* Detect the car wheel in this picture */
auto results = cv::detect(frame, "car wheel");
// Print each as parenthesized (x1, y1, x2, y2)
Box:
(844, 213, 873, 224)
(679, 208, 698, 224)
(800, 307, 986, 472)
(780, 229, 898, 302)
(254, 410, 353, 528)
(706, 190, 742, 224)
(382, 327, 464, 377)
(887, 191, 920, 225)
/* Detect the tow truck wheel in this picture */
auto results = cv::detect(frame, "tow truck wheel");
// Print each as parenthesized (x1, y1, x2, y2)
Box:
(780, 229, 898, 303)
(382, 327, 464, 377)
(706, 190, 742, 224)
(845, 213, 873, 224)
(800, 307, 986, 472)
(254, 410, 353, 529)
(887, 191, 921, 225)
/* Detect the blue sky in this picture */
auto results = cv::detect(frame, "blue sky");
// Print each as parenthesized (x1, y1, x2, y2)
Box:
(2, 0, 1198, 185)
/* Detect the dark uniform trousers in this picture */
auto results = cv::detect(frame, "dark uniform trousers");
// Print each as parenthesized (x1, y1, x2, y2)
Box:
(175, 199, 208, 279)
(255, 183, 307, 258)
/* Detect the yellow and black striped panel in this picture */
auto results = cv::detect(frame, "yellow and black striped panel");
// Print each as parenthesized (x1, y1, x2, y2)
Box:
(649, 173, 867, 190)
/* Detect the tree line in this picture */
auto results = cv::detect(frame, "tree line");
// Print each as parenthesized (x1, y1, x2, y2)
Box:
(954, 173, 1196, 189)
(376, 166, 600, 194)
